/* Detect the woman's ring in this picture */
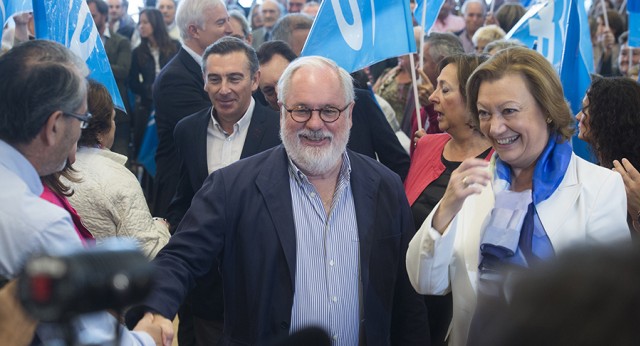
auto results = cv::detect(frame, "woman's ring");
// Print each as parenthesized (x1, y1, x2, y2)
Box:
(462, 176, 469, 187)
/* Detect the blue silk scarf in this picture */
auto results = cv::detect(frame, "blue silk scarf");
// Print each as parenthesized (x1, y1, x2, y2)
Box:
(478, 133, 573, 297)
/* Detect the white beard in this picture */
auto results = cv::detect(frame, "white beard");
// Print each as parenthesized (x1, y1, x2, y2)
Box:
(280, 123, 350, 176)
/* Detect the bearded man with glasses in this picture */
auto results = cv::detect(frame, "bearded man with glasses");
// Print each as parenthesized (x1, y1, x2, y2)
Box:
(126, 56, 429, 346)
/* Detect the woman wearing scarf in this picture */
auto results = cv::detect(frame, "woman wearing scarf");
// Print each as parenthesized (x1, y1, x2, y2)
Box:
(406, 47, 630, 346)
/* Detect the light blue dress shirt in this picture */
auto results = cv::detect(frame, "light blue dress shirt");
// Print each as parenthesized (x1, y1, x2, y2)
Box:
(288, 153, 361, 345)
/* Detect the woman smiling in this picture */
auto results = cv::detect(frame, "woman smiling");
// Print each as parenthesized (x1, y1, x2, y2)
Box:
(406, 47, 630, 346)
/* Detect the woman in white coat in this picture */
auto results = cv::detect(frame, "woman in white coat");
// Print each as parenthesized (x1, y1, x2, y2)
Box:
(63, 80, 170, 258)
(406, 47, 630, 346)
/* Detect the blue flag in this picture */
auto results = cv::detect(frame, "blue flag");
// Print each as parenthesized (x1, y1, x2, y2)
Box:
(506, 0, 567, 69)
(628, 0, 640, 47)
(559, 0, 594, 161)
(301, 0, 416, 73)
(508, 0, 595, 161)
(137, 111, 158, 177)
(31, 0, 125, 111)
(413, 0, 446, 34)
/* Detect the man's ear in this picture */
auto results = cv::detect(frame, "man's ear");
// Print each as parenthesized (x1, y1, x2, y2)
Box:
(251, 70, 261, 92)
(188, 24, 199, 38)
(41, 111, 64, 147)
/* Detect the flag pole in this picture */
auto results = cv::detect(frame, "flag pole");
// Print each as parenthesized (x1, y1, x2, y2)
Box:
(409, 53, 423, 131)
(618, 0, 627, 14)
(419, 1, 428, 75)
(600, 0, 610, 28)
(490, 0, 496, 16)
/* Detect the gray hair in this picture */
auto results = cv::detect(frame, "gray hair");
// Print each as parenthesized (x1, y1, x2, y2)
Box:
(277, 56, 354, 107)
(271, 13, 313, 46)
(461, 0, 486, 16)
(176, 0, 225, 41)
(472, 24, 506, 46)
(483, 38, 526, 54)
(0, 40, 88, 144)
(425, 32, 464, 63)
(228, 9, 251, 39)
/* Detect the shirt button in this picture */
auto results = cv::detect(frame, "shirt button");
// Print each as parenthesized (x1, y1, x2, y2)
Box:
(329, 260, 335, 266)
(333, 334, 338, 340)
(309, 192, 316, 197)
(332, 296, 338, 303)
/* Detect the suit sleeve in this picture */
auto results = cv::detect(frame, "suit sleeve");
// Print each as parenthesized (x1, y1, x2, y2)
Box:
(166, 123, 196, 233)
(128, 48, 143, 97)
(110, 37, 132, 80)
(152, 68, 210, 165)
(135, 170, 228, 319)
(359, 90, 411, 181)
(390, 176, 430, 344)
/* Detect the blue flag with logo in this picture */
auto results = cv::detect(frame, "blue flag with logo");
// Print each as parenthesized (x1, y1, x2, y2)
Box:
(507, 0, 595, 160)
(300, 0, 416, 73)
(559, 0, 594, 161)
(506, 0, 566, 69)
(413, 0, 446, 33)
(30, 0, 125, 111)
(628, 0, 640, 47)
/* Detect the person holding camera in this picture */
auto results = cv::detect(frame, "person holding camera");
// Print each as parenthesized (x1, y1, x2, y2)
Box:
(0, 40, 165, 346)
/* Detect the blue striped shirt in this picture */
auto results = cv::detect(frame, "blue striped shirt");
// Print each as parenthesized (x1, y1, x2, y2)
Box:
(288, 153, 361, 345)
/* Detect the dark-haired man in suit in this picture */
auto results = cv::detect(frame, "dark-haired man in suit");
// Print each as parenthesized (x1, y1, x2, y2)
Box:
(152, 0, 232, 217)
(166, 37, 281, 345)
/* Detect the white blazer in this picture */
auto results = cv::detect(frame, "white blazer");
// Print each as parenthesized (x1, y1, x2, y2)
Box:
(406, 153, 630, 346)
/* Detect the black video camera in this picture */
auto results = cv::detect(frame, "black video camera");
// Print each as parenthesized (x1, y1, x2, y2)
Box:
(18, 240, 153, 322)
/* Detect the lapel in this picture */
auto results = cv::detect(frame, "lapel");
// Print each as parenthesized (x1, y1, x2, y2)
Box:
(241, 101, 270, 158)
(255, 146, 297, 288)
(194, 108, 212, 186)
(536, 154, 581, 244)
(348, 151, 380, 295)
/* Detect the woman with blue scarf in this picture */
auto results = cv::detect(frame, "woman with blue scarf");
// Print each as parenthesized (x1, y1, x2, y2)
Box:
(406, 47, 630, 346)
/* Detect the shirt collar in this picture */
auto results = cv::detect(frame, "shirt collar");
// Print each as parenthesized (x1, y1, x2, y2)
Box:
(210, 97, 256, 135)
(287, 151, 352, 186)
(182, 44, 203, 68)
(0, 139, 43, 196)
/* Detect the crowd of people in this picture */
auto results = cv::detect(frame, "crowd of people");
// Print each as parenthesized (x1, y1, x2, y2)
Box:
(1, 0, 640, 345)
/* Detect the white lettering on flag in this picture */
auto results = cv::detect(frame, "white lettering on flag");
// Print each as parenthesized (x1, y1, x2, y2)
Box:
(331, 0, 363, 50)
(69, 3, 98, 62)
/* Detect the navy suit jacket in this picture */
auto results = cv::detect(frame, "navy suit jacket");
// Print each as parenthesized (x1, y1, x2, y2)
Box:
(141, 146, 429, 345)
(152, 47, 211, 216)
(349, 88, 410, 181)
(167, 101, 281, 231)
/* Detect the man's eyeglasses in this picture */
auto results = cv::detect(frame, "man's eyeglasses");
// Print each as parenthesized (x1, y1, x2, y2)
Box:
(63, 111, 92, 129)
(284, 103, 351, 123)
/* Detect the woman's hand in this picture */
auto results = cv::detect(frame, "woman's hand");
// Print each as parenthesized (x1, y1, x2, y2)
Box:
(416, 69, 434, 107)
(599, 27, 615, 54)
(613, 159, 640, 225)
(432, 158, 491, 233)
(413, 129, 426, 147)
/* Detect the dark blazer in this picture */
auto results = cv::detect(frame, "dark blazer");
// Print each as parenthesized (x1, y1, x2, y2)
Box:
(129, 40, 181, 109)
(349, 88, 410, 181)
(138, 146, 429, 345)
(163, 101, 281, 323)
(152, 47, 211, 216)
(167, 101, 282, 231)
